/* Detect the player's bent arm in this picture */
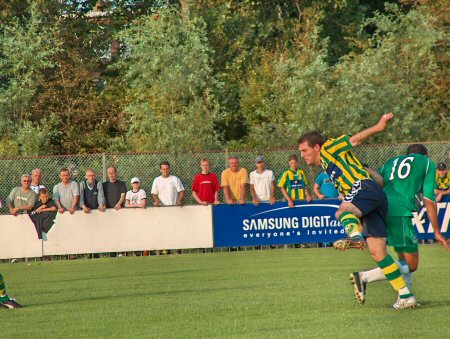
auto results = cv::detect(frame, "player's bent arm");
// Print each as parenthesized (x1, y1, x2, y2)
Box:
(366, 168, 384, 187)
(280, 187, 292, 203)
(349, 113, 394, 147)
(423, 197, 450, 250)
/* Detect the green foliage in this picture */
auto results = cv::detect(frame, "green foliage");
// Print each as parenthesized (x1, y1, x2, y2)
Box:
(0, 1, 447, 155)
(15, 120, 53, 156)
(239, 3, 447, 145)
(118, 8, 221, 151)
(0, 2, 61, 135)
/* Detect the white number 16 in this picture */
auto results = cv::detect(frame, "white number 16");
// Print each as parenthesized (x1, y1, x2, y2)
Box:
(389, 157, 414, 180)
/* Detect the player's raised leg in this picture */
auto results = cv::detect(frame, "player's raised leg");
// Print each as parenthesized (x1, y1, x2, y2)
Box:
(333, 202, 366, 250)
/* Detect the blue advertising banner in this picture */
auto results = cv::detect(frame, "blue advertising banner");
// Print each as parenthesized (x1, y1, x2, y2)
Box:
(213, 200, 345, 247)
(213, 197, 450, 247)
(413, 195, 450, 240)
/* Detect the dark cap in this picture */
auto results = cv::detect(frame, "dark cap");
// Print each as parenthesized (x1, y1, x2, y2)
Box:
(255, 155, 265, 163)
(437, 162, 447, 170)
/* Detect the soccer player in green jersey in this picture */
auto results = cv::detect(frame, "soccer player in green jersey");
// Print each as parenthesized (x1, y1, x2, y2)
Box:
(0, 273, 23, 309)
(298, 113, 418, 309)
(350, 144, 449, 307)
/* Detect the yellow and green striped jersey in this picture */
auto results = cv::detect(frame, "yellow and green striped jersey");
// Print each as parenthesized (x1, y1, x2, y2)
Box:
(320, 135, 371, 196)
(277, 169, 308, 200)
(436, 172, 450, 190)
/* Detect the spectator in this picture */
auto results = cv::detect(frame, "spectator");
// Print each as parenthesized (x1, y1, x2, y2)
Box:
(435, 162, 450, 202)
(249, 155, 276, 205)
(192, 159, 221, 205)
(30, 168, 45, 194)
(278, 154, 312, 208)
(125, 177, 147, 208)
(151, 161, 185, 206)
(102, 166, 127, 210)
(221, 156, 248, 205)
(314, 172, 341, 199)
(6, 174, 37, 216)
(79, 169, 106, 213)
(53, 168, 80, 215)
(29, 188, 57, 239)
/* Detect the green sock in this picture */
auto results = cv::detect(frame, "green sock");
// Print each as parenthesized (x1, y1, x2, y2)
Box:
(0, 273, 10, 302)
(339, 212, 362, 238)
(377, 255, 413, 299)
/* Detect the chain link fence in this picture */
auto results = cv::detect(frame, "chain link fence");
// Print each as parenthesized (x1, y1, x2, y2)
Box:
(1, 141, 448, 214)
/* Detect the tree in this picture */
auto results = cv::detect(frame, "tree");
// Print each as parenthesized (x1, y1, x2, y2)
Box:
(0, 2, 61, 154)
(118, 7, 221, 151)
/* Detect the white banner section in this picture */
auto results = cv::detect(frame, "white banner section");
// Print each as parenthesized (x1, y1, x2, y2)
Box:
(0, 214, 42, 259)
(0, 206, 213, 259)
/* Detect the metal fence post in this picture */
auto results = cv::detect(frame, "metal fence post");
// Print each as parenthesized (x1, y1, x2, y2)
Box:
(102, 153, 107, 182)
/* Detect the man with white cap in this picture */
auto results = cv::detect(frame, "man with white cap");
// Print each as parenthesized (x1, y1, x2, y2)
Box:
(125, 177, 147, 208)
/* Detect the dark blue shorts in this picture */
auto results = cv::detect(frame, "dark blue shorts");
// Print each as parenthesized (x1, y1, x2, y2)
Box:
(344, 179, 388, 238)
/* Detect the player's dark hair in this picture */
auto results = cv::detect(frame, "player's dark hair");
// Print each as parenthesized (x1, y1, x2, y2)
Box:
(160, 160, 170, 168)
(298, 131, 326, 148)
(406, 144, 428, 156)
(288, 154, 298, 162)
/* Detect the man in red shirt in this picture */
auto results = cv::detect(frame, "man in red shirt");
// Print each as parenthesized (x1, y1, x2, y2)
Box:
(192, 159, 221, 205)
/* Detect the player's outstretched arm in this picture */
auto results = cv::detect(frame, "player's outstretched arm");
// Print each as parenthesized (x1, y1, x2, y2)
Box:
(350, 113, 394, 147)
(423, 198, 450, 251)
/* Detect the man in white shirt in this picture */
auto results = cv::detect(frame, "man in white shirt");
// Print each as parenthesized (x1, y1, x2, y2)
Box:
(151, 161, 185, 206)
(249, 155, 276, 205)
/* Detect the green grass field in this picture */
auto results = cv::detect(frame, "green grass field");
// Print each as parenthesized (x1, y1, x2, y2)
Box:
(2, 245, 449, 338)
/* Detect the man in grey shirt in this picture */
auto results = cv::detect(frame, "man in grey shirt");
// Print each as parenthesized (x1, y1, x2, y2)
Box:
(6, 174, 37, 216)
(79, 168, 106, 213)
(53, 168, 79, 215)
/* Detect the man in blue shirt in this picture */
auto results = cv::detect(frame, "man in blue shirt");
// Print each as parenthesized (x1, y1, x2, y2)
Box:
(314, 172, 340, 199)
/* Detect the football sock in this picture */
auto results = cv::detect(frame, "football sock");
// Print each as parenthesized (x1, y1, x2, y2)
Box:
(361, 260, 411, 283)
(339, 212, 362, 238)
(0, 273, 10, 302)
(398, 260, 413, 288)
(377, 255, 413, 299)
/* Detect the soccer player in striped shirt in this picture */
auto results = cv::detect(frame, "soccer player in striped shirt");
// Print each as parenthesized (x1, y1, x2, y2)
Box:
(278, 154, 312, 207)
(298, 113, 418, 309)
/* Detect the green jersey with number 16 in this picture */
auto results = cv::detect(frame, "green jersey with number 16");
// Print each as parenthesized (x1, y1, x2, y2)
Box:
(379, 153, 437, 217)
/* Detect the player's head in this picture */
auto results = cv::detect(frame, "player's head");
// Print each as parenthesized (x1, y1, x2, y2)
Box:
(297, 131, 325, 166)
(437, 162, 447, 176)
(406, 144, 428, 156)
(288, 154, 299, 170)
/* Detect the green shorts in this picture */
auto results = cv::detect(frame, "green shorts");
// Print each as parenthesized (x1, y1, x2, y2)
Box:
(386, 216, 419, 253)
